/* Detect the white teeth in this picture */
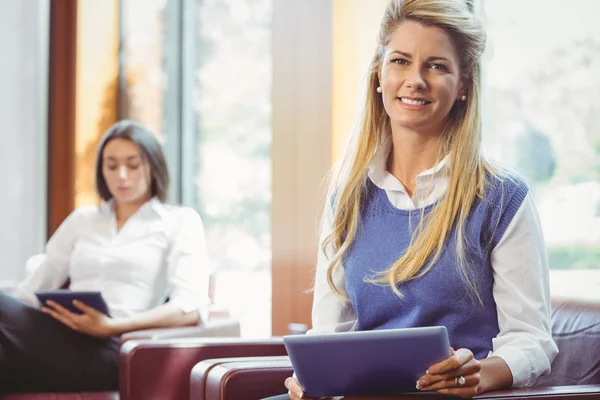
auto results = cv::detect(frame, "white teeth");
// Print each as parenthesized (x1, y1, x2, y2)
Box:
(401, 98, 427, 105)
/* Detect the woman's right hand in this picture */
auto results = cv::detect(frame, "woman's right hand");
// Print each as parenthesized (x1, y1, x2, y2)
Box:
(284, 377, 306, 399)
(284, 377, 337, 400)
(286, 376, 340, 400)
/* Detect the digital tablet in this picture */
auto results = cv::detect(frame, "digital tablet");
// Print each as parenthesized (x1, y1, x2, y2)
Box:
(35, 290, 110, 316)
(283, 326, 450, 397)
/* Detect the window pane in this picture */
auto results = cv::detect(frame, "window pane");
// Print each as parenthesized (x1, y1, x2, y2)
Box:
(121, 0, 184, 204)
(190, 0, 273, 337)
(120, 0, 166, 136)
(481, 0, 600, 298)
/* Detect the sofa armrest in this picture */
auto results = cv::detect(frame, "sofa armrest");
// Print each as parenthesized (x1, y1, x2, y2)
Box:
(118, 337, 287, 400)
(342, 385, 600, 400)
(191, 355, 292, 400)
(119, 318, 241, 345)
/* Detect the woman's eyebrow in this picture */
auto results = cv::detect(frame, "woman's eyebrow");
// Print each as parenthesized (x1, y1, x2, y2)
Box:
(103, 155, 141, 162)
(389, 50, 450, 62)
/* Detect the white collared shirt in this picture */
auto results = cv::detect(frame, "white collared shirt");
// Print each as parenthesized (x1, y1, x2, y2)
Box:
(311, 140, 558, 387)
(16, 198, 211, 320)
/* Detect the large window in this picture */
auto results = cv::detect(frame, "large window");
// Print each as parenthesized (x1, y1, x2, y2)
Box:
(480, 0, 600, 298)
(120, 0, 273, 337)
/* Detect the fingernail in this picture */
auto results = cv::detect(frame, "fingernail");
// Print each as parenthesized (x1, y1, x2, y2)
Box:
(295, 392, 303, 399)
(416, 381, 421, 390)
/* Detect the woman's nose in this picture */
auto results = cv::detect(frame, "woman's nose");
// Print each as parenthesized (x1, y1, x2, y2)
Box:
(119, 166, 128, 179)
(405, 67, 426, 90)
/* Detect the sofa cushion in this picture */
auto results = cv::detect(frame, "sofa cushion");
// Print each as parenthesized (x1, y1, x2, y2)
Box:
(536, 298, 600, 386)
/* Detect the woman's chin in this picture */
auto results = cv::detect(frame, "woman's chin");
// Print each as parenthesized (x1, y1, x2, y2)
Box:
(389, 115, 445, 136)
(111, 194, 145, 206)
(391, 118, 429, 131)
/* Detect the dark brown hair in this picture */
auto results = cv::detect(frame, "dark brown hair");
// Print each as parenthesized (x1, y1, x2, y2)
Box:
(95, 120, 170, 202)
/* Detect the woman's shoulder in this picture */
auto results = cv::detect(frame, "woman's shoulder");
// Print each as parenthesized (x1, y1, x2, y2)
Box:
(484, 166, 530, 198)
(477, 167, 530, 224)
(52, 205, 104, 235)
(65, 205, 104, 223)
(157, 203, 204, 227)
(158, 203, 200, 216)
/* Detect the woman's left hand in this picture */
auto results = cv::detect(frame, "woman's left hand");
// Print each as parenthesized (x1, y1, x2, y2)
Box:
(42, 299, 116, 339)
(416, 347, 481, 398)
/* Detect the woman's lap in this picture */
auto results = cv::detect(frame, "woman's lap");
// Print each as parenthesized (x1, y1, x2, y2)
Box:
(0, 291, 119, 392)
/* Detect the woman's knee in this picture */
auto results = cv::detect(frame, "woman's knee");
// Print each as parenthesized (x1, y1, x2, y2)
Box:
(0, 291, 37, 325)
(0, 292, 16, 317)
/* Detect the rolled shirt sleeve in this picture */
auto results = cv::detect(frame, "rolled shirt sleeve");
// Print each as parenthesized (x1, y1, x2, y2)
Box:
(165, 207, 212, 322)
(489, 193, 558, 387)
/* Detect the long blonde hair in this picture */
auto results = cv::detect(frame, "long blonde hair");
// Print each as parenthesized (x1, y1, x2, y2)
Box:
(323, 0, 497, 304)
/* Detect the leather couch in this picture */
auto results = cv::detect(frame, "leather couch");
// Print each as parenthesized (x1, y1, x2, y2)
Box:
(190, 297, 600, 400)
(120, 337, 288, 400)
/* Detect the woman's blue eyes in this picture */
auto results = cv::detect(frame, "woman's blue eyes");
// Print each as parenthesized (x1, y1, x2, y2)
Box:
(391, 58, 409, 65)
(390, 58, 447, 71)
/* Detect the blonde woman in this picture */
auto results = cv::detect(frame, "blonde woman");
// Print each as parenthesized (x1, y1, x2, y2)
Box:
(275, 0, 558, 399)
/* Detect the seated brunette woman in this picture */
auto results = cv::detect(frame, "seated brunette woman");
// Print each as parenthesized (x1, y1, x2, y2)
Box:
(2, 120, 210, 393)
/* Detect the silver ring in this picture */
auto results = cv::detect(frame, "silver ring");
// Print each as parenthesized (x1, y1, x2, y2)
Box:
(458, 375, 466, 386)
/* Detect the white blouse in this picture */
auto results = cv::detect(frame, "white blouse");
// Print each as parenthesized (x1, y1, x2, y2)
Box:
(15, 198, 211, 320)
(311, 140, 558, 387)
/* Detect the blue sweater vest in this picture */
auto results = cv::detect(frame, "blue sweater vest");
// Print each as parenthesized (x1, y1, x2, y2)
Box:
(343, 174, 528, 359)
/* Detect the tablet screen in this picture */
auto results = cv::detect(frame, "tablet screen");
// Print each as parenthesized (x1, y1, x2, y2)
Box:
(35, 290, 110, 317)
(284, 326, 450, 397)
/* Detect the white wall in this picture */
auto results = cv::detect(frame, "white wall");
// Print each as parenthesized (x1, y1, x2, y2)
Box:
(0, 0, 49, 285)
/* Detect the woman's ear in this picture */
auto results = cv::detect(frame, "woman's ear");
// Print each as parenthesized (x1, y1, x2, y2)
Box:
(456, 79, 467, 101)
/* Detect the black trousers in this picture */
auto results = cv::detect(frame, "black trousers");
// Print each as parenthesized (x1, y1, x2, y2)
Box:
(0, 292, 119, 393)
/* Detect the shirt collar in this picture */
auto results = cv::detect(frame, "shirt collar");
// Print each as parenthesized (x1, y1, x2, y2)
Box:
(147, 197, 168, 219)
(367, 137, 451, 189)
(100, 197, 167, 219)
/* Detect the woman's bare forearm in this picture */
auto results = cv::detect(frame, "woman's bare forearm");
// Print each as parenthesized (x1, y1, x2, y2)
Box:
(108, 302, 200, 336)
(478, 356, 513, 394)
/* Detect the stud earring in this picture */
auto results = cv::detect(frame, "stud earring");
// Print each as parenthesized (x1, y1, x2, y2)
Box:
(461, 95, 467, 101)
(376, 86, 382, 93)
